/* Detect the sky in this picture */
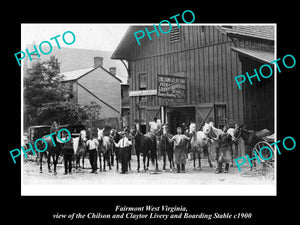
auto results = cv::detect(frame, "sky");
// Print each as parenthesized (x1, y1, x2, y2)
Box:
(21, 24, 129, 52)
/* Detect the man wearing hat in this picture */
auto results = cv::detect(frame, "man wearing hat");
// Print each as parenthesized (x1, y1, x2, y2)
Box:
(115, 128, 132, 174)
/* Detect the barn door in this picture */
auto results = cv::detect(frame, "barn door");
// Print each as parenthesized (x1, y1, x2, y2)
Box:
(195, 104, 215, 129)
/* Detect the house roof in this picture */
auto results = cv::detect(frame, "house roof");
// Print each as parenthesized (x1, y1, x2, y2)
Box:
(60, 66, 123, 83)
(219, 25, 274, 41)
(24, 46, 128, 84)
(231, 47, 275, 64)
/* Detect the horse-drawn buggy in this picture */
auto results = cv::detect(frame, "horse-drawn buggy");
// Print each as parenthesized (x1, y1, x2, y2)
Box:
(250, 133, 275, 180)
(26, 125, 52, 162)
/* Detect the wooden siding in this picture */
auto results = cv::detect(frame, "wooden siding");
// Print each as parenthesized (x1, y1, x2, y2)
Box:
(127, 25, 273, 129)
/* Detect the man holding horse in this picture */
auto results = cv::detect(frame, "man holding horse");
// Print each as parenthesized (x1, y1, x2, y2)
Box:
(169, 127, 190, 173)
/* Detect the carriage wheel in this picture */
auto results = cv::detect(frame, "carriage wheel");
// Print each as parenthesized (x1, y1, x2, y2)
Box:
(252, 141, 275, 181)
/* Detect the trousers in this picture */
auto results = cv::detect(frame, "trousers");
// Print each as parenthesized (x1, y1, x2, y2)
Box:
(89, 149, 98, 172)
(120, 146, 130, 173)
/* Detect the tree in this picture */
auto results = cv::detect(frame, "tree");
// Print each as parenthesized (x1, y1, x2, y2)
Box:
(24, 56, 102, 127)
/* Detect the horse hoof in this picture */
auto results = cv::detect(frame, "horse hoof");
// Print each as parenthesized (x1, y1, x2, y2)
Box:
(54, 172, 57, 175)
(48, 170, 52, 173)
(39, 171, 43, 173)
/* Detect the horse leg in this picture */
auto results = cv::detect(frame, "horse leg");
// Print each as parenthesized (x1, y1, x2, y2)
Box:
(108, 152, 112, 170)
(137, 152, 140, 172)
(207, 151, 213, 168)
(39, 152, 43, 173)
(143, 154, 147, 171)
(198, 151, 202, 170)
(103, 153, 106, 172)
(47, 152, 52, 173)
(193, 150, 196, 169)
(99, 152, 102, 172)
(162, 151, 166, 170)
(53, 153, 58, 175)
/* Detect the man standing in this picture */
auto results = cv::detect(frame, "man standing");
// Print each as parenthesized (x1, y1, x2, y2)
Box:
(169, 127, 190, 173)
(61, 132, 74, 175)
(86, 133, 99, 174)
(115, 130, 132, 174)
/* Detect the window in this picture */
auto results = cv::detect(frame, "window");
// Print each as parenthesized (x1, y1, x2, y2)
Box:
(170, 26, 180, 43)
(214, 105, 227, 129)
(139, 73, 147, 89)
(139, 73, 147, 102)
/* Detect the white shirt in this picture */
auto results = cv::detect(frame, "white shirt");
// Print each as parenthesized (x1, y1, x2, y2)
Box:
(86, 138, 99, 150)
(116, 137, 132, 148)
(149, 121, 161, 133)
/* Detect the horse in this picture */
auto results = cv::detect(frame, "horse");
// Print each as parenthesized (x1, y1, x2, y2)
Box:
(72, 130, 87, 170)
(97, 127, 114, 171)
(130, 124, 158, 171)
(233, 124, 271, 170)
(159, 125, 174, 170)
(110, 129, 122, 171)
(227, 127, 240, 166)
(189, 122, 213, 169)
(39, 133, 62, 175)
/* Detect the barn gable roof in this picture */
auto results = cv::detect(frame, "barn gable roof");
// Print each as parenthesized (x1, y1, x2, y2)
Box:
(111, 25, 275, 60)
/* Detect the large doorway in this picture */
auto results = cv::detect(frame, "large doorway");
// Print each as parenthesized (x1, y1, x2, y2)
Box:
(168, 106, 195, 134)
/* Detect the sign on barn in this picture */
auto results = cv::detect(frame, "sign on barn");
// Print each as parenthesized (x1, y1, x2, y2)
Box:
(157, 74, 187, 99)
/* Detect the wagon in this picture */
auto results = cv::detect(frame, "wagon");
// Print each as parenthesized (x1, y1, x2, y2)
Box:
(25, 125, 52, 162)
(251, 134, 275, 180)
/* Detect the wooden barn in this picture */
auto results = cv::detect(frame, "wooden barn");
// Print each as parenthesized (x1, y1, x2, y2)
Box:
(112, 25, 275, 134)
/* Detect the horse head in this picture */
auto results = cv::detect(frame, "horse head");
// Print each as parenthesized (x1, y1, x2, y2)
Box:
(202, 122, 212, 135)
(97, 128, 104, 140)
(80, 130, 87, 142)
(130, 124, 138, 137)
(189, 122, 197, 135)
(233, 124, 244, 139)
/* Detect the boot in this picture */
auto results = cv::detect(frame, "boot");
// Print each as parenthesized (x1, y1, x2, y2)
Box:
(215, 163, 222, 174)
(176, 164, 180, 173)
(181, 163, 185, 172)
(224, 163, 229, 173)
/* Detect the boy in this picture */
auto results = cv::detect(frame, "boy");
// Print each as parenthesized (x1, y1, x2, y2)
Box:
(86, 133, 99, 174)
(169, 127, 190, 173)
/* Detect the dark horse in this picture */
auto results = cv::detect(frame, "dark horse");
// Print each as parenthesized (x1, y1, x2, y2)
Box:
(234, 124, 271, 169)
(39, 134, 61, 175)
(159, 125, 174, 170)
(110, 129, 122, 171)
(130, 125, 158, 171)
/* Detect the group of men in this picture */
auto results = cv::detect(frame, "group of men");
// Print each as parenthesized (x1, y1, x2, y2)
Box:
(50, 117, 234, 176)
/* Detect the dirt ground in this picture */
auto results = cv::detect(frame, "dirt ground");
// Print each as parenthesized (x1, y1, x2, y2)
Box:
(22, 156, 275, 185)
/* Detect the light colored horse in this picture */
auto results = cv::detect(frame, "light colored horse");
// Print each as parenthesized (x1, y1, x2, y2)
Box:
(73, 130, 87, 170)
(189, 123, 213, 169)
(203, 122, 238, 166)
(97, 127, 113, 171)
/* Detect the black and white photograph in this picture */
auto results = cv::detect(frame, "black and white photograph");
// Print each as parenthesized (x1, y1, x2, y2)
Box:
(20, 23, 276, 196)
(5, 6, 299, 225)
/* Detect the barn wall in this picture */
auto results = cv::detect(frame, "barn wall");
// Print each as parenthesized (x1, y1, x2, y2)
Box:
(129, 26, 244, 126)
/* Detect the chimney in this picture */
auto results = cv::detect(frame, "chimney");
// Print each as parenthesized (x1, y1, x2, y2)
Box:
(94, 57, 103, 68)
(109, 67, 116, 76)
